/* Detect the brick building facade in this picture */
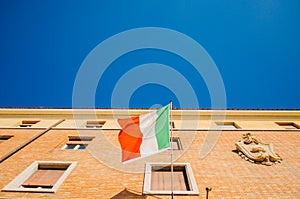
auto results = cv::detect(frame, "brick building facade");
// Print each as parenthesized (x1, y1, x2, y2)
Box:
(0, 108, 299, 198)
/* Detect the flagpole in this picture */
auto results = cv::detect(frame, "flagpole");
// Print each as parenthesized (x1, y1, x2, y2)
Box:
(170, 100, 174, 199)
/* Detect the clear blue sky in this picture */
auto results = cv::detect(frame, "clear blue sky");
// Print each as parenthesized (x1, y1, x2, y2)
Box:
(0, 1, 299, 109)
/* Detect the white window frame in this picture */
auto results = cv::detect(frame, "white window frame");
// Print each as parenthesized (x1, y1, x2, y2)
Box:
(143, 162, 199, 195)
(2, 161, 77, 193)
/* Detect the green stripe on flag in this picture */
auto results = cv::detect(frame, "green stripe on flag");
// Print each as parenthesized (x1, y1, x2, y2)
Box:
(155, 104, 170, 150)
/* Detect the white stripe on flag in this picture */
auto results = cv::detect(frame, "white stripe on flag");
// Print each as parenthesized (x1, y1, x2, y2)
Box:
(139, 110, 159, 157)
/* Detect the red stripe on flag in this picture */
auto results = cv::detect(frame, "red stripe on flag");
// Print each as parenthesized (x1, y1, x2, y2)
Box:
(118, 116, 143, 162)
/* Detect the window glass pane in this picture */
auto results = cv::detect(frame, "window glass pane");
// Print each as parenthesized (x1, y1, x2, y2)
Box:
(19, 124, 32, 127)
(78, 145, 86, 150)
(66, 144, 76, 150)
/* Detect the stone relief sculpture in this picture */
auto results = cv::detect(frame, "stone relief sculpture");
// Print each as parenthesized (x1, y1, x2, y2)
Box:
(235, 133, 282, 166)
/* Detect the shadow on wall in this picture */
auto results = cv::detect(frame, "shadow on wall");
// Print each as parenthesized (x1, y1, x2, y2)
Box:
(111, 188, 148, 199)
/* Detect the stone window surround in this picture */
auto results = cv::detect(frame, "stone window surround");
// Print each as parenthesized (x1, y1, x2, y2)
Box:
(143, 162, 199, 195)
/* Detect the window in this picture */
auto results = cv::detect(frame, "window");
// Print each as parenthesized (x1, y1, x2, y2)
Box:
(143, 162, 199, 195)
(85, 121, 105, 128)
(216, 122, 240, 130)
(63, 144, 86, 150)
(170, 121, 175, 129)
(19, 120, 40, 128)
(170, 137, 182, 150)
(0, 135, 13, 144)
(2, 161, 76, 193)
(61, 136, 94, 150)
(276, 122, 299, 130)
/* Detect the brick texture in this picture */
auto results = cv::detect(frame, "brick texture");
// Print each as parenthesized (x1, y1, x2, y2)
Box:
(0, 129, 299, 198)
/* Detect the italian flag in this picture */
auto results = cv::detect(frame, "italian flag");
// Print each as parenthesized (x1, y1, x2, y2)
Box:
(118, 104, 170, 163)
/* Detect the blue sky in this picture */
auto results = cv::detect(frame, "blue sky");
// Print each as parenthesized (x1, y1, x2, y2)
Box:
(0, 1, 299, 109)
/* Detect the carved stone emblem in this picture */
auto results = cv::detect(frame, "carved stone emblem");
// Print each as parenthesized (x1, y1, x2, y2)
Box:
(235, 133, 282, 166)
